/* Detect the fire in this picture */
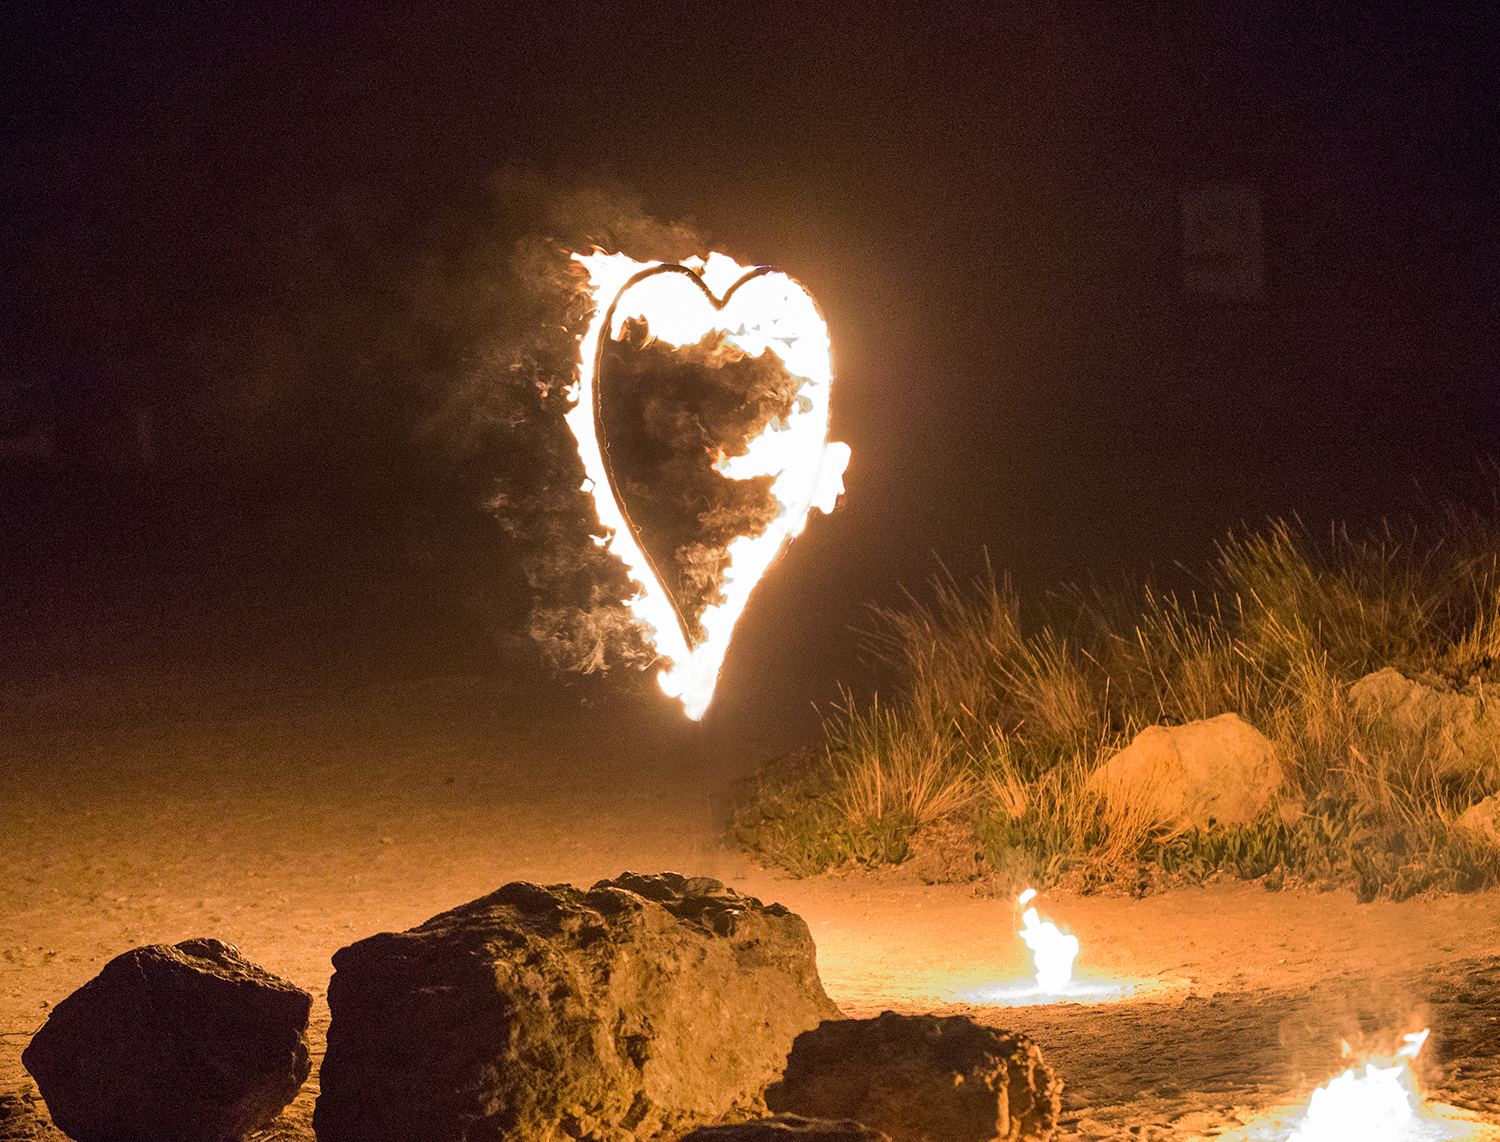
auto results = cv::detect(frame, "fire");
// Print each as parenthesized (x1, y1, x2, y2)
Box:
(568, 251, 850, 719)
(947, 889, 1126, 1006)
(1289, 1030, 1431, 1142)
(1017, 888, 1079, 992)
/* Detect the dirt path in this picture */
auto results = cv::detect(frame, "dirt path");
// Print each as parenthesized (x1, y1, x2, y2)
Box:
(4, 672, 1500, 1140)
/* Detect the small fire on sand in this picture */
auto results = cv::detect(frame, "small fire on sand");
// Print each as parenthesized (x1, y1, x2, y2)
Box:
(951, 888, 1125, 1006)
(568, 251, 850, 720)
(1286, 1029, 1436, 1142)
(1247, 1025, 1492, 1140)
(1017, 887, 1080, 992)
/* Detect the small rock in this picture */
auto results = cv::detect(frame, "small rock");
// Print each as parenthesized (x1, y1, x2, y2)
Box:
(1351, 667, 1500, 790)
(20, 938, 311, 1142)
(765, 1011, 1061, 1142)
(908, 818, 986, 885)
(676, 1115, 891, 1140)
(0, 1089, 69, 1141)
(1456, 793, 1500, 845)
(1088, 712, 1281, 831)
(315, 872, 841, 1142)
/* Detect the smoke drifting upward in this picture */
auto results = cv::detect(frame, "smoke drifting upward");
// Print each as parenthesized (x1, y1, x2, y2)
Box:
(460, 177, 721, 679)
(1, 143, 723, 681)
(598, 321, 810, 643)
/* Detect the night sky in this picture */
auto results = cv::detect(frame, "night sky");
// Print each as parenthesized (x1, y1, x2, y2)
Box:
(4, 3, 1498, 727)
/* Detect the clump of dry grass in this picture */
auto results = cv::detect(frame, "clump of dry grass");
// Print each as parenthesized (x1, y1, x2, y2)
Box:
(823, 692, 978, 835)
(732, 509, 1500, 896)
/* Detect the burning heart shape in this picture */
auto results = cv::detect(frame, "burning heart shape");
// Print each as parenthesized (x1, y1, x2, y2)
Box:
(568, 251, 850, 719)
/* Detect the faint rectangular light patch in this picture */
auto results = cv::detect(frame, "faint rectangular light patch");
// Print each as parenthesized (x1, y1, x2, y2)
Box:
(1181, 182, 1264, 302)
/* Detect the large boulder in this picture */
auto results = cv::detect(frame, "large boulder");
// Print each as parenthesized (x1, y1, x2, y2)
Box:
(314, 872, 842, 1142)
(1088, 712, 1281, 830)
(676, 1116, 890, 1141)
(765, 1012, 1060, 1142)
(1350, 667, 1500, 790)
(20, 938, 311, 1142)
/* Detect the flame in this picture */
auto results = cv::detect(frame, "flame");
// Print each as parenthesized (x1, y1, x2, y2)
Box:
(568, 251, 850, 719)
(1017, 888, 1080, 992)
(1289, 1030, 1431, 1141)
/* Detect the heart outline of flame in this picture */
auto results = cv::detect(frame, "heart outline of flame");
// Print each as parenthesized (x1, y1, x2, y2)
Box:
(590, 262, 777, 650)
(568, 251, 850, 720)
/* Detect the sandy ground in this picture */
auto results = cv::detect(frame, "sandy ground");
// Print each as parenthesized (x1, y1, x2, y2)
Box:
(4, 670, 1500, 1141)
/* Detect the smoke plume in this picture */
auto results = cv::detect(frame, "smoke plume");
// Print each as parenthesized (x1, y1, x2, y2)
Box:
(598, 322, 810, 641)
(432, 173, 721, 677)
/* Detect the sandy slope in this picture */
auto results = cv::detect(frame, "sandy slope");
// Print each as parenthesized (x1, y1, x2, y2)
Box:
(4, 672, 1500, 1140)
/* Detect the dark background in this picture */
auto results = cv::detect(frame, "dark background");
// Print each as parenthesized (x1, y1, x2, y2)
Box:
(3, 2, 1498, 734)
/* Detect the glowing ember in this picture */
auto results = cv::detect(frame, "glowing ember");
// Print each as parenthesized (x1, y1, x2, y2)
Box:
(1289, 1030, 1431, 1142)
(568, 251, 850, 720)
(1017, 888, 1080, 992)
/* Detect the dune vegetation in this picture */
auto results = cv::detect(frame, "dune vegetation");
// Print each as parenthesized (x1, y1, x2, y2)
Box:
(731, 509, 1500, 900)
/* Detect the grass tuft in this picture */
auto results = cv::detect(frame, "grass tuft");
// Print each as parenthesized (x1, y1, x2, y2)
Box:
(732, 510, 1500, 896)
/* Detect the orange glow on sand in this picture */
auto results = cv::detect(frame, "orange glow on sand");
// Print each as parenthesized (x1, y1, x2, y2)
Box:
(568, 251, 850, 719)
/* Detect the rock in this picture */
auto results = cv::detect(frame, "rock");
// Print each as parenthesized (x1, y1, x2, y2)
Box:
(676, 1115, 891, 1141)
(1088, 712, 1281, 830)
(765, 1011, 1061, 1142)
(314, 872, 842, 1142)
(1456, 793, 1500, 844)
(20, 938, 312, 1142)
(909, 817, 986, 884)
(1350, 667, 1500, 790)
(0, 1090, 69, 1142)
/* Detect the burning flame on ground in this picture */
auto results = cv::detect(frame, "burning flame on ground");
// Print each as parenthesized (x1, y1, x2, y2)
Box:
(1288, 1030, 1433, 1142)
(1017, 887, 1080, 992)
(956, 890, 1479, 1137)
(949, 888, 1126, 1005)
(568, 251, 850, 719)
